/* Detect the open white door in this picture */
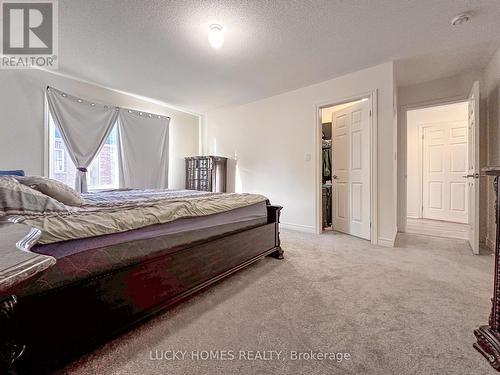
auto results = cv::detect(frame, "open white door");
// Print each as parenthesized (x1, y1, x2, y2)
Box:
(467, 81, 480, 254)
(332, 100, 371, 240)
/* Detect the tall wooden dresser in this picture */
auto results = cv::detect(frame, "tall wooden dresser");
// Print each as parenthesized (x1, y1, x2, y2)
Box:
(474, 166, 500, 370)
(185, 156, 228, 192)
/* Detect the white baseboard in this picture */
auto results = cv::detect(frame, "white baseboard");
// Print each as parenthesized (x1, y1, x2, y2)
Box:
(280, 222, 398, 246)
(378, 228, 397, 247)
(378, 237, 395, 247)
(280, 222, 316, 233)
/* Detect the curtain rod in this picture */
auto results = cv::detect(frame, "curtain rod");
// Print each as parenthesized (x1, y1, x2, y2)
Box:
(46, 86, 171, 120)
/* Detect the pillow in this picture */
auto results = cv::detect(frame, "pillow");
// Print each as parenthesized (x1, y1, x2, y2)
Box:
(15, 176, 85, 207)
(0, 176, 71, 217)
(0, 170, 25, 176)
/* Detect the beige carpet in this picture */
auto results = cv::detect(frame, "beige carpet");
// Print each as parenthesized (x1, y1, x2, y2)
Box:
(62, 230, 495, 375)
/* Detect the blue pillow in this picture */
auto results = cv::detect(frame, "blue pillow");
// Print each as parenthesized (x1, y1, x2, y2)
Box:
(0, 170, 25, 176)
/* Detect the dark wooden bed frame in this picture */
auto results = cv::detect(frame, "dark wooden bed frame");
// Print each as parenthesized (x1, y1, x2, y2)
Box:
(6, 205, 282, 374)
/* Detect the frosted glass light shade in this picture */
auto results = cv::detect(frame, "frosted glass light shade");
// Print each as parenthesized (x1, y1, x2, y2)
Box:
(208, 24, 224, 49)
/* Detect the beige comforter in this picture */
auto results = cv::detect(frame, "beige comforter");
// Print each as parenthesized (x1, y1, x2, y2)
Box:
(14, 189, 267, 244)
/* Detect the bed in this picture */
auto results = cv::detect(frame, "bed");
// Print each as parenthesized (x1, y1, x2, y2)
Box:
(0, 179, 283, 373)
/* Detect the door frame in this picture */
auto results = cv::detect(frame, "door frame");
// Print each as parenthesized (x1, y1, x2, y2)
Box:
(398, 97, 470, 232)
(408, 123, 426, 219)
(314, 90, 377, 245)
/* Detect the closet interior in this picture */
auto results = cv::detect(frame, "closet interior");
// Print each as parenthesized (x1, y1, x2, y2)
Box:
(322, 110, 333, 231)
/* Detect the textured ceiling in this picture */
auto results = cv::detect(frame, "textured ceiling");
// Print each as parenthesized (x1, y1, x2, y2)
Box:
(57, 0, 500, 112)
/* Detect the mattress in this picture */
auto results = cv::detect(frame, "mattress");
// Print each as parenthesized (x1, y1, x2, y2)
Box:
(34, 201, 268, 258)
(16, 188, 268, 244)
(19, 201, 268, 296)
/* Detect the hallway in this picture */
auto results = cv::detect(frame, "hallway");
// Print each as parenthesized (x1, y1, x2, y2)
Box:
(406, 218, 469, 240)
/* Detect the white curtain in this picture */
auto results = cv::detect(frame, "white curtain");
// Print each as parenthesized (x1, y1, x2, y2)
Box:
(118, 109, 170, 189)
(46, 87, 119, 192)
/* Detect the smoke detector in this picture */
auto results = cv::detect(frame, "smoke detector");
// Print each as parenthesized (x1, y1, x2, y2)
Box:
(451, 13, 471, 26)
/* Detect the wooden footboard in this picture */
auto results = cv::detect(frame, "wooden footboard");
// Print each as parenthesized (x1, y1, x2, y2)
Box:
(11, 205, 283, 374)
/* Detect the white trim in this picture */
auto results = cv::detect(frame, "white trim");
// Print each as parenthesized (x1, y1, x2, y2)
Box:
(372, 91, 379, 246)
(378, 227, 398, 247)
(198, 114, 204, 155)
(398, 95, 469, 233)
(378, 236, 396, 247)
(43, 94, 50, 177)
(417, 124, 424, 219)
(314, 90, 378, 245)
(280, 222, 316, 233)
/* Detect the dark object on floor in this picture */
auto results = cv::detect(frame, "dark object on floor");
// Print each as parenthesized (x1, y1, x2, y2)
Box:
(322, 185, 332, 229)
(474, 166, 500, 371)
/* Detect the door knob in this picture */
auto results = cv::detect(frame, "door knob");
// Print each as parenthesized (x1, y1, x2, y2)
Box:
(332, 175, 337, 180)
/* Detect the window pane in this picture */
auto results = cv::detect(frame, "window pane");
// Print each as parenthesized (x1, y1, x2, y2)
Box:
(49, 115, 76, 187)
(54, 149, 65, 172)
(87, 126, 119, 190)
(48, 112, 119, 190)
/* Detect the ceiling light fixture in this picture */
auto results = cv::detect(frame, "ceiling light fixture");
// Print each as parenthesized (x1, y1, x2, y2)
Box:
(208, 24, 224, 49)
(451, 13, 471, 26)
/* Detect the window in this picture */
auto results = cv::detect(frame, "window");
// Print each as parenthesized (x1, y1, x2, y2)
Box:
(48, 112, 119, 190)
(54, 148, 65, 172)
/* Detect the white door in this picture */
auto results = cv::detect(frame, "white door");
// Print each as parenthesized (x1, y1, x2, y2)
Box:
(421, 121, 468, 223)
(467, 81, 480, 254)
(332, 100, 370, 240)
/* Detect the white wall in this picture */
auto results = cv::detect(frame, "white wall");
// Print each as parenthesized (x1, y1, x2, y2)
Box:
(483, 44, 500, 250)
(0, 69, 200, 189)
(204, 62, 397, 245)
(406, 102, 468, 218)
(398, 71, 480, 108)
